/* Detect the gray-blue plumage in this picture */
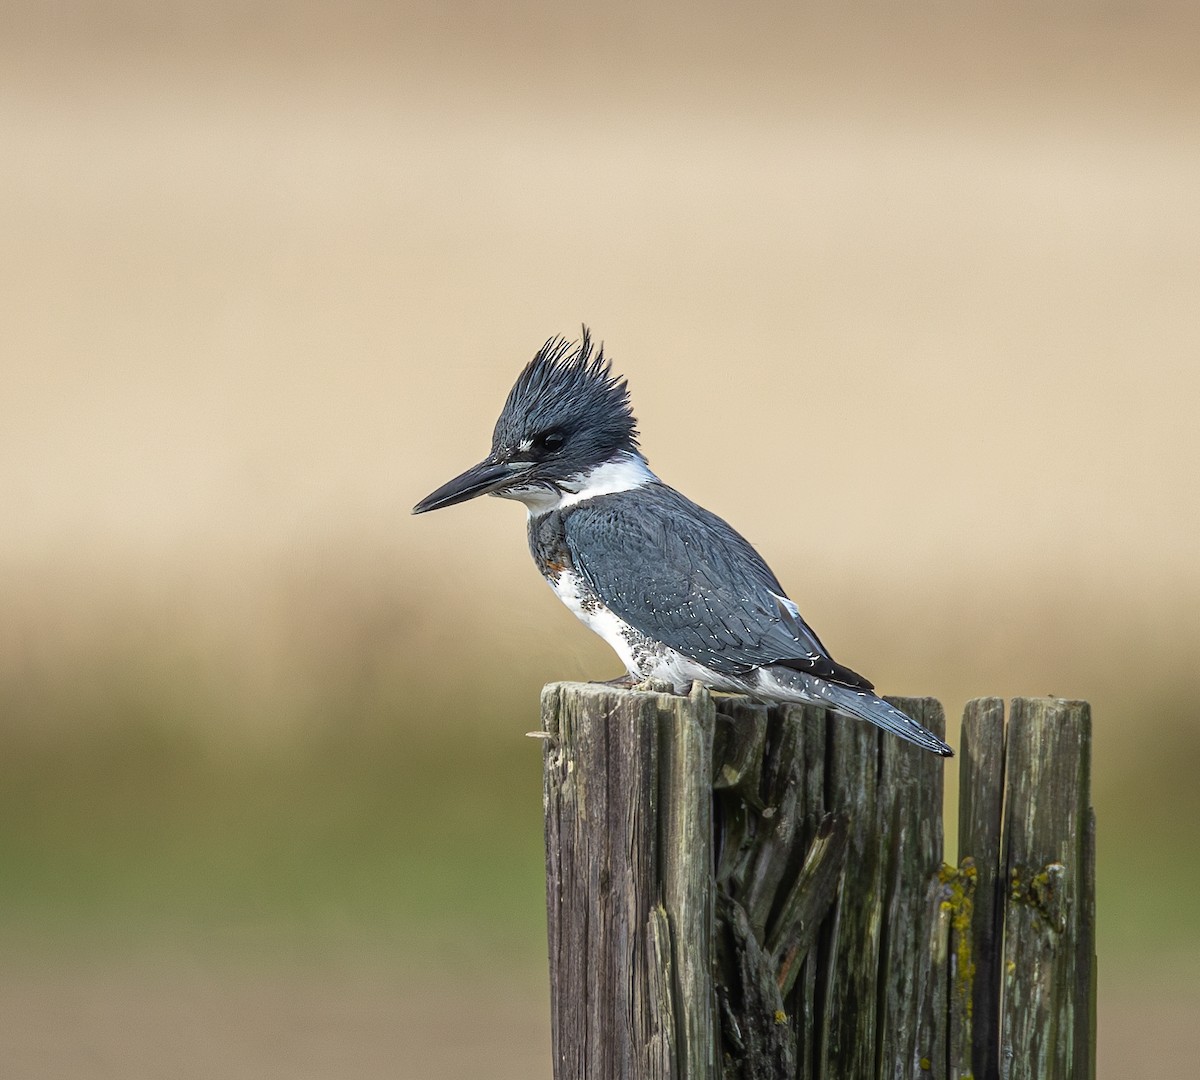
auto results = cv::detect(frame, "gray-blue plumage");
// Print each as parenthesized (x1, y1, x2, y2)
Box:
(413, 330, 953, 757)
(557, 484, 863, 685)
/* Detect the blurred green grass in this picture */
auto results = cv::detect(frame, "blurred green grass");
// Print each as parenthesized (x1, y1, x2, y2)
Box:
(1097, 708, 1200, 974)
(2, 613, 1197, 985)
(0, 672, 548, 968)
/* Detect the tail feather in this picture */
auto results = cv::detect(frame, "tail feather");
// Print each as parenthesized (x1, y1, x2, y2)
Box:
(814, 680, 953, 757)
(753, 665, 953, 756)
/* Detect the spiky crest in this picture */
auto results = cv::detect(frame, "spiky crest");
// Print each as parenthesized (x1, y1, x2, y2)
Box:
(491, 328, 641, 461)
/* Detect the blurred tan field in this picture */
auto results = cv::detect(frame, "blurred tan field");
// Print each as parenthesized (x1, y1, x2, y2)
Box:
(2, 2, 1199, 1076)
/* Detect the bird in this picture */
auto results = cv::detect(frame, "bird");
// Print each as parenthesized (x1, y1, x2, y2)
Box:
(412, 331, 952, 757)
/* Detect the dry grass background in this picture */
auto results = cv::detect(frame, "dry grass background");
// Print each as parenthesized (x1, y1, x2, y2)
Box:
(2, 2, 1198, 1076)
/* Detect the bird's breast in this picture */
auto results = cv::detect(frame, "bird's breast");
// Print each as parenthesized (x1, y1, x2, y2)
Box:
(525, 505, 732, 691)
(528, 508, 574, 579)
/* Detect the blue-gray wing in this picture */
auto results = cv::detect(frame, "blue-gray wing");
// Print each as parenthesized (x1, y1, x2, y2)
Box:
(561, 484, 872, 688)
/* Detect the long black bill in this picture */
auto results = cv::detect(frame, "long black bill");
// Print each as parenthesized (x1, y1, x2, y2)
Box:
(412, 459, 522, 514)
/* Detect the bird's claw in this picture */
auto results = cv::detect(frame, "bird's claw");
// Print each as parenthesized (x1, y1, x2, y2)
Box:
(592, 673, 640, 688)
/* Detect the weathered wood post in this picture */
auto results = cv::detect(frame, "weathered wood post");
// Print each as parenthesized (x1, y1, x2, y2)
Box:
(540, 681, 717, 1078)
(540, 684, 1095, 1080)
(999, 699, 1096, 1080)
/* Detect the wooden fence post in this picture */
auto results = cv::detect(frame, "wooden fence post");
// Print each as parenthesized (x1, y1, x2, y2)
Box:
(540, 684, 1095, 1080)
(999, 699, 1095, 1080)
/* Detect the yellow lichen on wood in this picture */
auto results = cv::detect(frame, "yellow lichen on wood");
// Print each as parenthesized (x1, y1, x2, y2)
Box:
(941, 860, 979, 1021)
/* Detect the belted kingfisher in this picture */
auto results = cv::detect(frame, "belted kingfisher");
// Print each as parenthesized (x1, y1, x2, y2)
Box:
(413, 331, 952, 757)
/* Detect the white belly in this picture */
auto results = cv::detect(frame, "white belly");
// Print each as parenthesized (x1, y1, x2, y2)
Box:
(548, 569, 644, 674)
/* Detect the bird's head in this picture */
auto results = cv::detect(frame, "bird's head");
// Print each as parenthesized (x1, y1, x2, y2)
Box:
(412, 329, 646, 515)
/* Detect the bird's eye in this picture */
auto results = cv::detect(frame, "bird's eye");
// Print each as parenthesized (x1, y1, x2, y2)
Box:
(534, 430, 565, 453)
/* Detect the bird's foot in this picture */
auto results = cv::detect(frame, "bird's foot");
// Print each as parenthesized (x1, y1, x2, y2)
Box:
(592, 673, 640, 688)
(590, 673, 681, 695)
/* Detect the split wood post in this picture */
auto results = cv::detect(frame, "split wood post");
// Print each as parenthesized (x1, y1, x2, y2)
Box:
(539, 684, 1096, 1080)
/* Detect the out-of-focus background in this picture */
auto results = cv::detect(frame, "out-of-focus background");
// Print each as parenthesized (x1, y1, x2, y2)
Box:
(2, 2, 1197, 1076)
